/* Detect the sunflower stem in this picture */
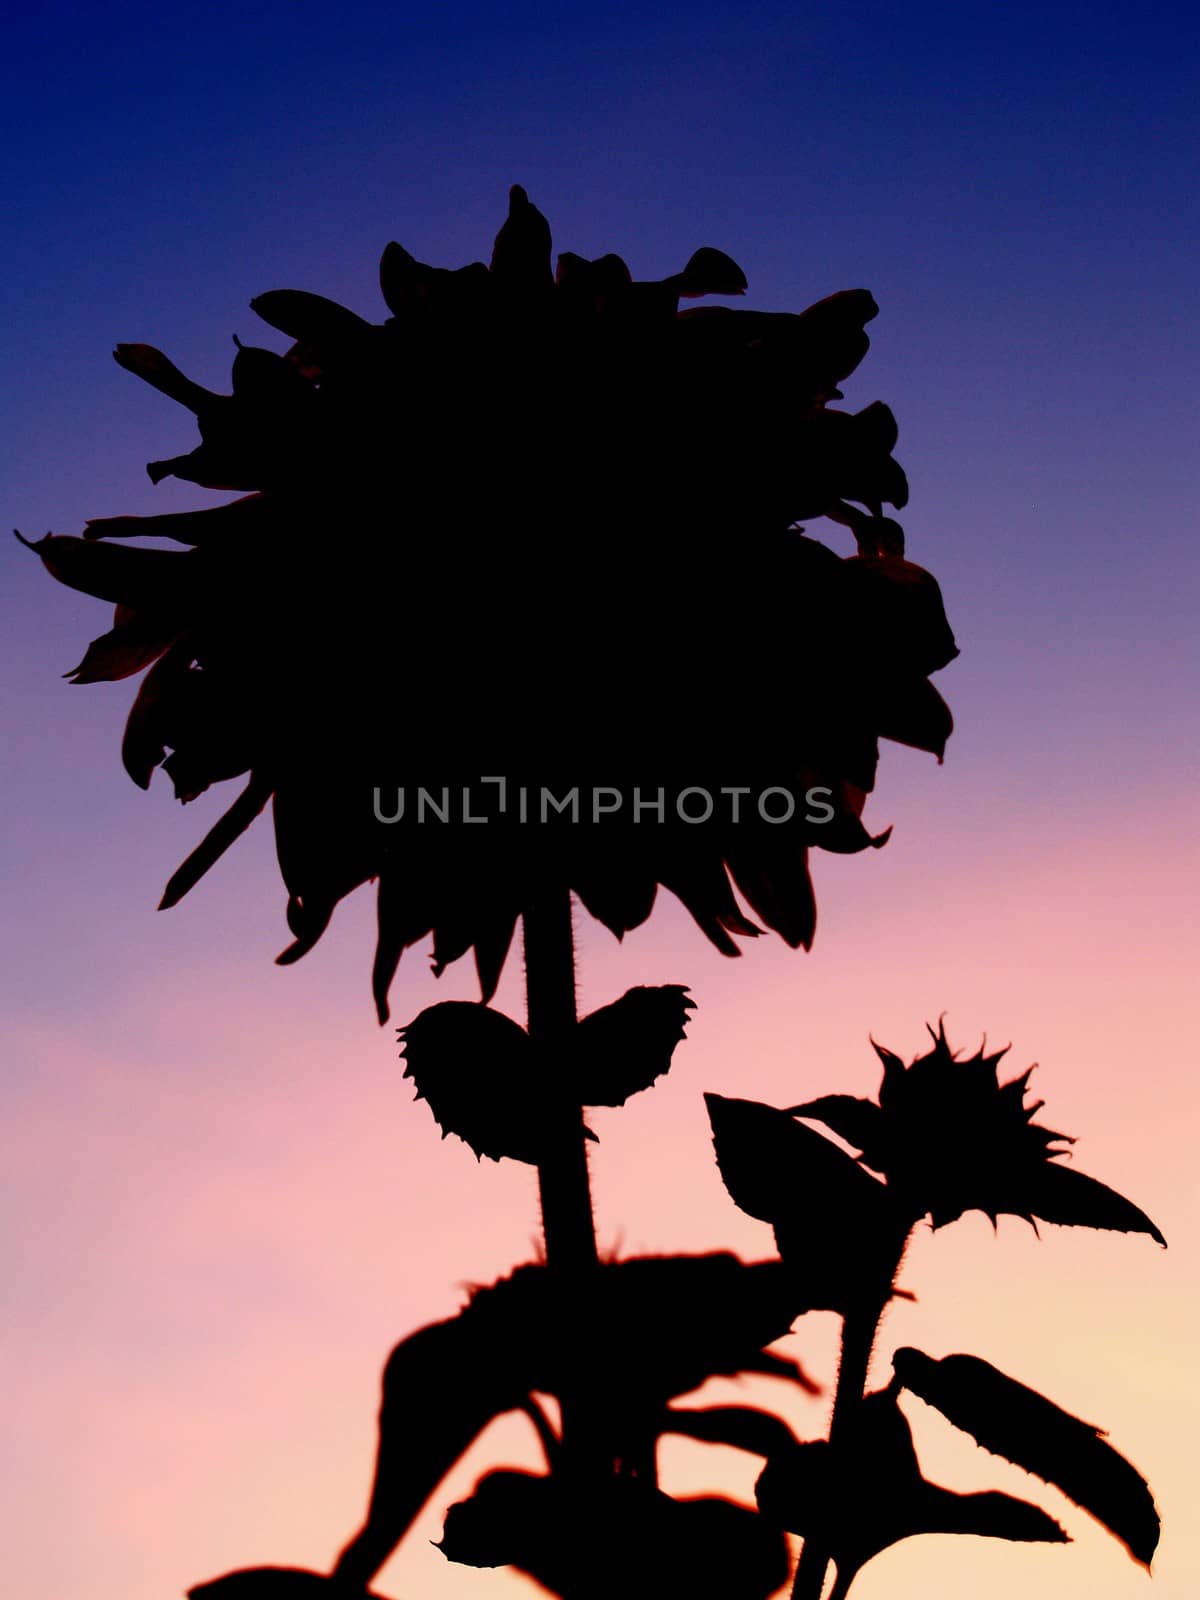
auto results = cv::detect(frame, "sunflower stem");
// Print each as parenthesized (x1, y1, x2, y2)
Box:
(790, 1223, 909, 1600)
(523, 889, 604, 1484)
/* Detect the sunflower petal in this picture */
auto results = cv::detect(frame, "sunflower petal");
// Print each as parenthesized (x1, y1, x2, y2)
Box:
(17, 530, 190, 609)
(121, 641, 192, 788)
(473, 912, 518, 1004)
(371, 872, 406, 1026)
(490, 184, 552, 288)
(112, 343, 218, 412)
(65, 611, 181, 683)
(674, 246, 748, 298)
(159, 775, 273, 909)
(83, 495, 267, 544)
(726, 840, 816, 948)
(877, 678, 954, 760)
(275, 894, 334, 965)
(249, 289, 371, 346)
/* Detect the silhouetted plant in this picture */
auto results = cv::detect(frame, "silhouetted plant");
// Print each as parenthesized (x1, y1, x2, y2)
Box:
(710, 1026, 1164, 1599)
(25, 188, 1162, 1600)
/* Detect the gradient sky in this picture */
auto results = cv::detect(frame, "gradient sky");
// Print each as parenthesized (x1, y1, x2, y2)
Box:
(3, 4, 1198, 1598)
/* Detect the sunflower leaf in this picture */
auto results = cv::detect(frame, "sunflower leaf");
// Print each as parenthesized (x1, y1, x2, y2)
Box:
(439, 1471, 789, 1599)
(333, 1315, 532, 1587)
(1025, 1163, 1166, 1246)
(576, 984, 695, 1106)
(399, 1001, 549, 1163)
(755, 1389, 1067, 1585)
(658, 1404, 800, 1459)
(788, 1094, 888, 1167)
(892, 1347, 1160, 1566)
(706, 1092, 887, 1226)
(705, 1093, 905, 1310)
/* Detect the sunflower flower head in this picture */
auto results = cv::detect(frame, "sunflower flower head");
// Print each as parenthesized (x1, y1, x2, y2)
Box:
(21, 186, 958, 1019)
(794, 1021, 1165, 1242)
(868, 1021, 1071, 1227)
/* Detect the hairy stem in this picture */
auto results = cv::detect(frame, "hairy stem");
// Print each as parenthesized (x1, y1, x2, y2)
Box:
(791, 1228, 911, 1600)
(523, 889, 603, 1483)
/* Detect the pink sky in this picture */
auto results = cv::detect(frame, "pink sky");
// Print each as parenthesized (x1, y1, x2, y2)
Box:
(5, 765, 1195, 1600)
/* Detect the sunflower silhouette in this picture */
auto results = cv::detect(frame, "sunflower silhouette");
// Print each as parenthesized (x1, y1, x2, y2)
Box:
(792, 1021, 1166, 1238)
(21, 185, 956, 1018)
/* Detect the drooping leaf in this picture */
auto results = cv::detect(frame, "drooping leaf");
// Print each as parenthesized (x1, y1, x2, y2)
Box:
(1024, 1162, 1166, 1246)
(923, 1488, 1071, 1544)
(575, 984, 695, 1106)
(439, 1470, 789, 1600)
(334, 1256, 809, 1589)
(892, 1347, 1160, 1565)
(705, 1093, 906, 1309)
(755, 1388, 1067, 1587)
(333, 1313, 533, 1586)
(399, 1001, 552, 1163)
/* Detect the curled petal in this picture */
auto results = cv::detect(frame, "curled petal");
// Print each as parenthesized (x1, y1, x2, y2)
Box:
(249, 289, 372, 345)
(673, 246, 748, 298)
(113, 343, 219, 412)
(877, 678, 954, 760)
